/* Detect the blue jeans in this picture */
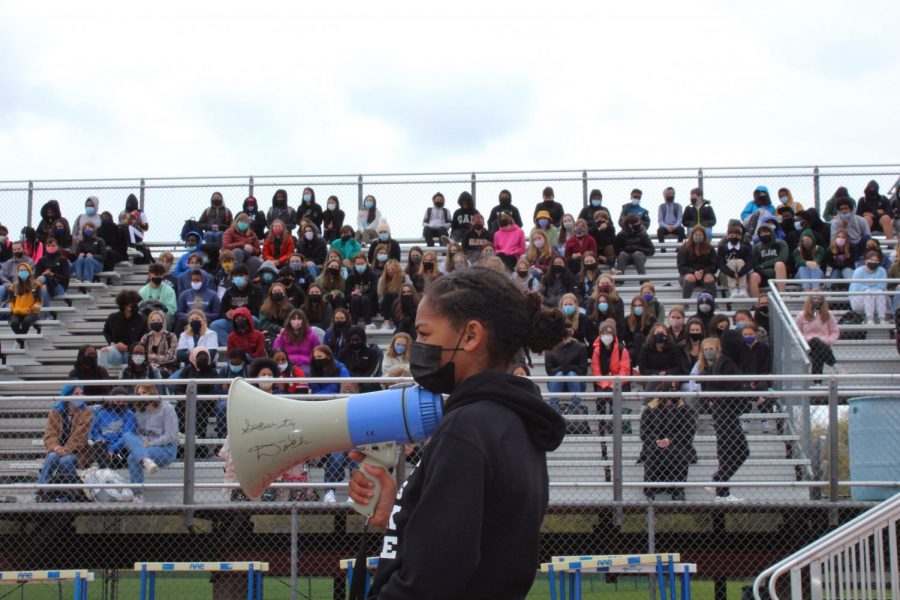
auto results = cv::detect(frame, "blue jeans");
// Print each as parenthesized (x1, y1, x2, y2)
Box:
(547, 371, 586, 409)
(123, 433, 177, 485)
(796, 266, 824, 290)
(99, 345, 128, 368)
(210, 316, 260, 346)
(215, 400, 228, 438)
(203, 231, 224, 247)
(73, 256, 103, 281)
(324, 452, 358, 489)
(829, 267, 854, 282)
(39, 281, 65, 307)
(37, 451, 78, 484)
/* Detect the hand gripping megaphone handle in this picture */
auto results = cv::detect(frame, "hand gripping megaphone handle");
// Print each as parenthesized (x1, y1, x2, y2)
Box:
(352, 443, 400, 519)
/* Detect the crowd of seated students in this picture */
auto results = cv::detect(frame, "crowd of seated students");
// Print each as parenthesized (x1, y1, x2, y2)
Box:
(10, 181, 899, 504)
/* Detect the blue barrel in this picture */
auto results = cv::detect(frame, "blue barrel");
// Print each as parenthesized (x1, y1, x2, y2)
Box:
(848, 397, 900, 501)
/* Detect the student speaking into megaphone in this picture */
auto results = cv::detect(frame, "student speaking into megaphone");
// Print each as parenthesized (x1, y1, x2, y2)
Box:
(348, 267, 568, 600)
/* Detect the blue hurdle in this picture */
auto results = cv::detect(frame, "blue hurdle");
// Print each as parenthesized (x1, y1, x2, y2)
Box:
(541, 554, 696, 600)
(0, 570, 94, 600)
(134, 561, 268, 600)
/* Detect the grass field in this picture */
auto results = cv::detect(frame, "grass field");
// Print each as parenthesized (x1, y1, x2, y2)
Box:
(0, 573, 757, 599)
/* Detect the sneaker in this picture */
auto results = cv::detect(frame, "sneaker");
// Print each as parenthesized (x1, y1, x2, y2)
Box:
(323, 490, 336, 504)
(715, 494, 744, 502)
(346, 496, 354, 504)
(142, 457, 159, 474)
(365, 323, 379, 332)
(704, 486, 718, 496)
(440, 235, 452, 246)
(133, 493, 145, 504)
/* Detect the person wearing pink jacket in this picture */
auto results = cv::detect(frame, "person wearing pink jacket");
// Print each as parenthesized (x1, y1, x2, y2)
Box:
(493, 210, 526, 272)
(272, 308, 321, 374)
(794, 294, 840, 375)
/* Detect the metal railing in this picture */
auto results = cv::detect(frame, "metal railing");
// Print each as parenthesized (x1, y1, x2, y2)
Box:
(752, 491, 900, 600)
(2, 163, 898, 244)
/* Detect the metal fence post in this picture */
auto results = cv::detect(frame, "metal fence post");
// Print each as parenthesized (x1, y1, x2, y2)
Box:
(471, 173, 477, 206)
(582, 170, 588, 206)
(139, 178, 146, 213)
(647, 504, 657, 600)
(698, 168, 704, 195)
(813, 166, 821, 213)
(183, 382, 197, 526)
(27, 181, 34, 229)
(828, 378, 839, 525)
(612, 380, 624, 503)
(291, 506, 298, 600)
(358, 175, 364, 210)
(249, 176, 255, 198)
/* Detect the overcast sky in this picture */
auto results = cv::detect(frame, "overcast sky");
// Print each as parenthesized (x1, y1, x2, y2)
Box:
(1, 1, 898, 182)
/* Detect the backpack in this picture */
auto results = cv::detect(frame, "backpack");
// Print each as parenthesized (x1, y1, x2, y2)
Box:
(561, 403, 592, 435)
(45, 471, 89, 503)
(838, 309, 866, 340)
(180, 218, 201, 242)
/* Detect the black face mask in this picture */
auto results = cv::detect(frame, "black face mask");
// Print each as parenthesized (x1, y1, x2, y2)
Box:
(150, 322, 164, 333)
(551, 265, 564, 274)
(334, 320, 348, 330)
(423, 262, 434, 271)
(309, 294, 322, 303)
(328, 267, 340, 276)
(311, 358, 330, 372)
(516, 270, 528, 278)
(83, 355, 97, 368)
(584, 263, 597, 271)
(410, 255, 422, 264)
(235, 319, 249, 333)
(811, 301, 823, 310)
(409, 331, 465, 394)
(499, 219, 510, 227)
(271, 292, 285, 302)
(654, 333, 668, 344)
(150, 276, 164, 285)
(688, 332, 703, 342)
(189, 320, 202, 333)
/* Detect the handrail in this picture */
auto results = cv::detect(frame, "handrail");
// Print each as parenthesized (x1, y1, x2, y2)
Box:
(753, 492, 900, 600)
(768, 286, 812, 360)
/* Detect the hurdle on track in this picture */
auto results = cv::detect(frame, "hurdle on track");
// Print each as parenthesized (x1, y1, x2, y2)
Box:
(340, 557, 380, 598)
(134, 561, 268, 600)
(541, 554, 696, 600)
(0, 570, 94, 600)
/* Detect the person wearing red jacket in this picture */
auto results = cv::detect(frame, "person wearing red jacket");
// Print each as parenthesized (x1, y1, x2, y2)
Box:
(564, 218, 598, 272)
(591, 318, 632, 417)
(225, 306, 266, 361)
(263, 219, 296, 267)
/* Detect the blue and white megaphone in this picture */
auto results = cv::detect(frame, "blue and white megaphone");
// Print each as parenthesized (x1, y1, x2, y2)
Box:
(226, 379, 443, 516)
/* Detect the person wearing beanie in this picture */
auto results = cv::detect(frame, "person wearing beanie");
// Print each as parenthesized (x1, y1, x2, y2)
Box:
(792, 228, 826, 290)
(531, 209, 560, 248)
(450, 191, 479, 243)
(613, 214, 655, 276)
(591, 318, 632, 394)
(656, 187, 685, 247)
(681, 188, 717, 240)
(367, 222, 401, 264)
(693, 292, 717, 328)
(749, 222, 788, 298)
(830, 196, 871, 258)
(422, 192, 452, 247)
(532, 186, 565, 228)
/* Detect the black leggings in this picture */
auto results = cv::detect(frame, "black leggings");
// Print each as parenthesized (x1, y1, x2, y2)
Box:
(711, 403, 749, 497)
(808, 337, 836, 374)
(9, 313, 37, 335)
(349, 295, 374, 325)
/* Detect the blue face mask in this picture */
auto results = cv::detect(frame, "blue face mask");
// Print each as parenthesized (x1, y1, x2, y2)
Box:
(378, 233, 389, 242)
(794, 221, 803, 231)
(85, 207, 96, 216)
(538, 219, 549, 228)
(642, 293, 654, 303)
(302, 194, 312, 203)
(228, 363, 243, 373)
(262, 273, 274, 283)
(633, 306, 644, 316)
(734, 321, 746, 330)
(598, 302, 609, 313)
(355, 264, 367, 274)
(290, 262, 302, 271)
(186, 244, 197, 251)
(840, 212, 850, 220)
(744, 335, 757, 346)
(364, 200, 374, 209)
(591, 199, 602, 207)
(17, 270, 29, 281)
(233, 276, 247, 288)
(562, 304, 576, 316)
(393, 343, 407, 355)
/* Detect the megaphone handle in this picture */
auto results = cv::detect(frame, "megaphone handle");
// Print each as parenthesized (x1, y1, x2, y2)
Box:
(352, 444, 399, 519)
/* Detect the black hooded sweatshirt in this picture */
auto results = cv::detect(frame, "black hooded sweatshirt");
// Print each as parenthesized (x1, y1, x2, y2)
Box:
(369, 370, 565, 600)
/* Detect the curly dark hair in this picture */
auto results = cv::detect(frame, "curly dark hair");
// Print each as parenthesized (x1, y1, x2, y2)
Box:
(115, 289, 143, 311)
(425, 267, 567, 366)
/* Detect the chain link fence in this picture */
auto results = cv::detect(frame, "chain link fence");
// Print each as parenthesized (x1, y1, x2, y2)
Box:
(1, 373, 899, 599)
(2, 165, 898, 245)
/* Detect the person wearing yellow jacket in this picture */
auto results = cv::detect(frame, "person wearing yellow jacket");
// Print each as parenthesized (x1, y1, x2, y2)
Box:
(7, 262, 42, 335)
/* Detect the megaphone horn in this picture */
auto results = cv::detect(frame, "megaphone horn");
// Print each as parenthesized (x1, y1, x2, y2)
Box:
(226, 379, 443, 512)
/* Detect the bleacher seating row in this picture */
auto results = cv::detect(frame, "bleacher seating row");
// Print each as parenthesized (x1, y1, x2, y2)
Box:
(0, 237, 895, 505)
